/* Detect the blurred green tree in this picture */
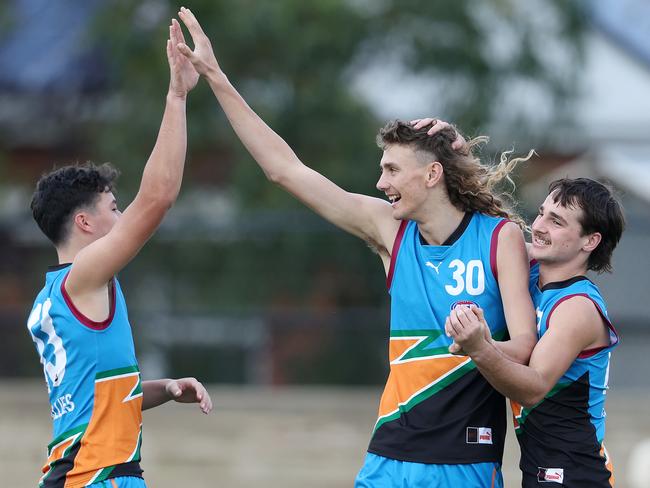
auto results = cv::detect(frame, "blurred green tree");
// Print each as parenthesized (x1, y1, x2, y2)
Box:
(82, 0, 584, 382)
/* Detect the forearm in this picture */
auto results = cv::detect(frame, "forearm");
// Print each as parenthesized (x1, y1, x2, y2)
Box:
(493, 332, 537, 365)
(138, 92, 188, 204)
(471, 340, 548, 407)
(141, 379, 172, 411)
(205, 69, 302, 183)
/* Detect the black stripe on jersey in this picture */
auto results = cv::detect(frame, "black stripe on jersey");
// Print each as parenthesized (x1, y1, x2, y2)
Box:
(518, 372, 612, 487)
(540, 275, 591, 292)
(47, 263, 72, 272)
(41, 441, 143, 488)
(108, 461, 144, 480)
(368, 368, 506, 464)
(42, 442, 80, 488)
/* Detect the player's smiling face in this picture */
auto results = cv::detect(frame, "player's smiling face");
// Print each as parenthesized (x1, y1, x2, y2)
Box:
(530, 192, 592, 266)
(376, 144, 434, 220)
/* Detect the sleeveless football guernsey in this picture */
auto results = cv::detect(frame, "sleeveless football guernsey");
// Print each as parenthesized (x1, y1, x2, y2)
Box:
(512, 264, 617, 487)
(368, 212, 510, 464)
(26, 264, 144, 487)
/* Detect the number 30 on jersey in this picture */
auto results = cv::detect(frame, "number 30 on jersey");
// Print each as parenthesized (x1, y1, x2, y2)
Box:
(444, 259, 485, 296)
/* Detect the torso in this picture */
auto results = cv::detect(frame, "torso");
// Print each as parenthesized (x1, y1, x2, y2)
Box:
(26, 264, 144, 487)
(512, 263, 618, 487)
(368, 212, 511, 464)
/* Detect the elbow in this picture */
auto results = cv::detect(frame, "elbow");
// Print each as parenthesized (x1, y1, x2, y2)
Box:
(519, 392, 544, 409)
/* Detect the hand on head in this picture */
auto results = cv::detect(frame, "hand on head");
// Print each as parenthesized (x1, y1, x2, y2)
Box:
(410, 118, 469, 155)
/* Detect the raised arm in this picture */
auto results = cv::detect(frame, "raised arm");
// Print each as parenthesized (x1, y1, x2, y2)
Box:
(66, 22, 198, 297)
(175, 8, 398, 255)
(448, 298, 608, 407)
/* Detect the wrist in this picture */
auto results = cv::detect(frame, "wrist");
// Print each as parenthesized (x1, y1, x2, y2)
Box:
(167, 90, 188, 103)
(472, 337, 497, 363)
(206, 66, 228, 88)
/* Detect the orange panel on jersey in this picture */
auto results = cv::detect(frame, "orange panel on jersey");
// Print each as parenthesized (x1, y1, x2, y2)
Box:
(64, 373, 142, 487)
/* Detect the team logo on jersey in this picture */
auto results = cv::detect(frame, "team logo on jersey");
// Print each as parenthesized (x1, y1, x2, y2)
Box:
(425, 261, 442, 273)
(537, 467, 564, 483)
(451, 300, 478, 311)
(466, 427, 492, 444)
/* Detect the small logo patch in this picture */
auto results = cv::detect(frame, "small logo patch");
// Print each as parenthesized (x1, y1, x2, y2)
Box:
(466, 427, 492, 444)
(537, 468, 564, 483)
(451, 300, 478, 311)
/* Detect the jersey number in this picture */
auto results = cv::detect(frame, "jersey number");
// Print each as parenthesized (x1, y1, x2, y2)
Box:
(27, 299, 67, 389)
(444, 259, 485, 296)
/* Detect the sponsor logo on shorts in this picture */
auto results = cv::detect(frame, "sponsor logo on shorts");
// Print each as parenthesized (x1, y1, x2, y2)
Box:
(451, 300, 478, 311)
(466, 427, 492, 444)
(537, 467, 564, 483)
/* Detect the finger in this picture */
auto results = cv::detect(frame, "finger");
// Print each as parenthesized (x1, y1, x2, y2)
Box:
(179, 7, 206, 40)
(177, 42, 196, 61)
(451, 134, 468, 151)
(413, 118, 436, 130)
(448, 310, 463, 336)
(426, 120, 450, 136)
(474, 307, 486, 323)
(171, 18, 187, 46)
(448, 341, 462, 354)
(166, 39, 172, 61)
(409, 118, 421, 126)
(445, 317, 452, 337)
(453, 306, 471, 326)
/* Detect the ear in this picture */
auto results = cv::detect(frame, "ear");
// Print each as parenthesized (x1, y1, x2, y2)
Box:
(72, 211, 93, 235)
(425, 161, 443, 188)
(582, 232, 602, 253)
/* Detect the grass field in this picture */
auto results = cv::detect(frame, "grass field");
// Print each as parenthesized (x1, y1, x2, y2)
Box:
(2, 380, 648, 487)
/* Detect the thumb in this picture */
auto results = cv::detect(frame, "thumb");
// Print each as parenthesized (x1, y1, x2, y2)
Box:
(177, 43, 195, 60)
(167, 381, 182, 397)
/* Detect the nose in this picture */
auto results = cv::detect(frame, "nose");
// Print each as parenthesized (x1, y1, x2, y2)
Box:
(376, 172, 388, 192)
(531, 215, 544, 233)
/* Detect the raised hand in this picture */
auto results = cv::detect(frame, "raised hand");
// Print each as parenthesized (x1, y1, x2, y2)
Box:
(410, 117, 469, 154)
(165, 377, 213, 414)
(176, 7, 222, 77)
(167, 18, 199, 97)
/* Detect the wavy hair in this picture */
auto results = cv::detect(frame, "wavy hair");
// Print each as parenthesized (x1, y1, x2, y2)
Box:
(377, 120, 533, 230)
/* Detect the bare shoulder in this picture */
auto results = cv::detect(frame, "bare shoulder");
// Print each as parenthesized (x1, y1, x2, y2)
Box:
(548, 294, 606, 345)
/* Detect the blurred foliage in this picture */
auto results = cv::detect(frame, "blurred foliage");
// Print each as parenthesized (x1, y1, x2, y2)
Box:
(8, 0, 586, 382)
(84, 0, 586, 309)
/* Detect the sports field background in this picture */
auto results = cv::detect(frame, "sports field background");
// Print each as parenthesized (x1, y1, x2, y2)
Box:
(3, 381, 649, 488)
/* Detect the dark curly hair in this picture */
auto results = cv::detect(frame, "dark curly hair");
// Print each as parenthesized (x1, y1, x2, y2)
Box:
(31, 162, 120, 245)
(377, 120, 533, 230)
(548, 178, 625, 274)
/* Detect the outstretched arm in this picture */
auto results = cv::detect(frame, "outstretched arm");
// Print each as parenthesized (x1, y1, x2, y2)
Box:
(175, 7, 399, 257)
(66, 21, 198, 300)
(142, 377, 212, 414)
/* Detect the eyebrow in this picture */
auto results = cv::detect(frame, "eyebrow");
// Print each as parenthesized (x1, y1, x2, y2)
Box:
(548, 210, 567, 225)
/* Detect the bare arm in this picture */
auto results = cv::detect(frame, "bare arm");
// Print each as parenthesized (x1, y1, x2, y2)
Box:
(492, 222, 537, 363)
(448, 298, 608, 407)
(66, 23, 198, 300)
(176, 7, 398, 255)
(142, 377, 212, 414)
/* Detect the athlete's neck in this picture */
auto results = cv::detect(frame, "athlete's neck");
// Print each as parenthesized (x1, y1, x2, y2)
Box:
(416, 203, 466, 246)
